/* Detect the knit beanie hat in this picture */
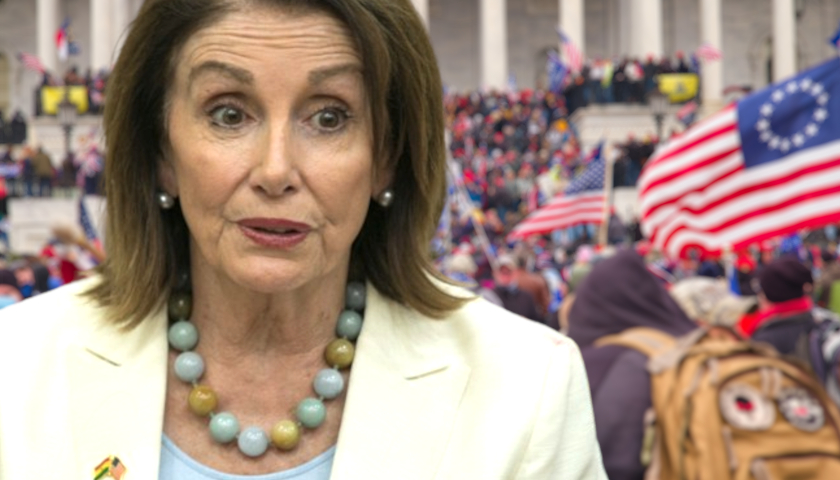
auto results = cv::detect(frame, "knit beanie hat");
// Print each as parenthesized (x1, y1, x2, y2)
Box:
(758, 257, 812, 303)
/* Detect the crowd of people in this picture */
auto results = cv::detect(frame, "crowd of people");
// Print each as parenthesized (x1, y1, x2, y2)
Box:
(0, 110, 27, 146)
(564, 52, 701, 115)
(433, 159, 840, 474)
(3, 9, 838, 473)
(443, 88, 583, 245)
(0, 143, 105, 206)
(34, 66, 109, 116)
(0, 222, 104, 310)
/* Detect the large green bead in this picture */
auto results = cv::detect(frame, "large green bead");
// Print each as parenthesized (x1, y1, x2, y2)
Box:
(345, 282, 366, 310)
(168, 321, 198, 351)
(336, 310, 363, 340)
(296, 398, 326, 429)
(168, 292, 193, 320)
(209, 412, 239, 444)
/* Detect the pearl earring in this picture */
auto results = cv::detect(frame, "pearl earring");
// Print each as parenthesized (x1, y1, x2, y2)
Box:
(376, 189, 394, 208)
(157, 191, 176, 210)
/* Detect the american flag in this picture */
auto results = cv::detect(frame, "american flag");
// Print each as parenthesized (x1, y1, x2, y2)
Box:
(695, 42, 723, 62)
(16, 52, 45, 74)
(79, 196, 101, 248)
(639, 57, 840, 259)
(556, 27, 583, 73)
(676, 100, 699, 126)
(509, 143, 605, 239)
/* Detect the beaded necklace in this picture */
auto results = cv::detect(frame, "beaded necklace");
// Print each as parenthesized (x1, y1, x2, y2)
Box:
(167, 281, 366, 458)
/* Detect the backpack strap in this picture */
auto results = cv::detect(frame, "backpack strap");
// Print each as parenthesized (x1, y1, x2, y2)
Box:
(595, 327, 678, 358)
(597, 327, 714, 375)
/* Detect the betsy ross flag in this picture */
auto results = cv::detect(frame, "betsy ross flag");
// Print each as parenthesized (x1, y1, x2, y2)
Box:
(639, 57, 840, 259)
(16, 52, 45, 74)
(509, 143, 605, 239)
(556, 27, 583, 73)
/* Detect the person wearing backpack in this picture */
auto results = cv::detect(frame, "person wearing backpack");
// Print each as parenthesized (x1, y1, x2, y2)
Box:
(567, 249, 696, 480)
(571, 250, 840, 480)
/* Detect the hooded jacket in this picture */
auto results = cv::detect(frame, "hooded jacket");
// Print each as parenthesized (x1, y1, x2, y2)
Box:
(568, 250, 696, 480)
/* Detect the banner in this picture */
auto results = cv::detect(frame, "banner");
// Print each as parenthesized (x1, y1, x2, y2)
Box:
(657, 73, 699, 103)
(41, 86, 89, 115)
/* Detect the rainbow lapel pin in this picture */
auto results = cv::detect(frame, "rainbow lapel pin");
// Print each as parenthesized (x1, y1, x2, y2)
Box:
(93, 455, 127, 480)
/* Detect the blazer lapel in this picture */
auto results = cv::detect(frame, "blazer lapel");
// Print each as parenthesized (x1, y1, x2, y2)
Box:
(330, 287, 471, 480)
(66, 303, 168, 479)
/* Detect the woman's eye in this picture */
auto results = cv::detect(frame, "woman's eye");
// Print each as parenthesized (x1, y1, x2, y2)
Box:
(209, 105, 245, 128)
(312, 107, 348, 131)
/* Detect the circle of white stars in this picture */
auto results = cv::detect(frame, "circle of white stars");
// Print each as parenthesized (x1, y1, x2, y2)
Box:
(755, 77, 830, 153)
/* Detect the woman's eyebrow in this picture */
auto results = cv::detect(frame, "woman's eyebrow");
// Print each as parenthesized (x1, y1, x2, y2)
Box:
(308, 63, 362, 86)
(189, 60, 254, 86)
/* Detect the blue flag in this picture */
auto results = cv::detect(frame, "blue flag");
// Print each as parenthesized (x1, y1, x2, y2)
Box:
(830, 19, 840, 50)
(737, 57, 840, 169)
(546, 52, 568, 93)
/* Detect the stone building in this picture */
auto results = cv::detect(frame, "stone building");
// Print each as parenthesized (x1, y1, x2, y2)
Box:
(0, 0, 838, 117)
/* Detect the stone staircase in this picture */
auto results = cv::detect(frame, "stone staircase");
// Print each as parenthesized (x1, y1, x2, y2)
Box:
(571, 103, 686, 152)
(7, 195, 106, 256)
(26, 115, 104, 167)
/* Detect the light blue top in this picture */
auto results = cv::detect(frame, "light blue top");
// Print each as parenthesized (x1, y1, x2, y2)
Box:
(159, 434, 335, 480)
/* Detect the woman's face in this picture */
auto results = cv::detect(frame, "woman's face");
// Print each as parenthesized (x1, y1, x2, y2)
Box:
(162, 6, 387, 293)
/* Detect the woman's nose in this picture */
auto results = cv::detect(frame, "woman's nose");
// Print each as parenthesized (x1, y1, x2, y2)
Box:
(250, 125, 298, 197)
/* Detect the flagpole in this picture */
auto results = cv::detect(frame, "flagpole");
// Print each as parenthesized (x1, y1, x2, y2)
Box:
(443, 133, 499, 272)
(597, 142, 615, 247)
(448, 166, 499, 272)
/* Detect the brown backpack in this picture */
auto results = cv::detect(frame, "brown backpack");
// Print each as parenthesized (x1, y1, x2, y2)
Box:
(596, 327, 840, 480)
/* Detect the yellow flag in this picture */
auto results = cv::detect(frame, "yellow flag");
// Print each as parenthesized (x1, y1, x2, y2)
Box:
(41, 86, 89, 114)
(656, 74, 699, 103)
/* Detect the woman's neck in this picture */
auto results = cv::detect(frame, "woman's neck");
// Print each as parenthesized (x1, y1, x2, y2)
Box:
(186, 268, 348, 361)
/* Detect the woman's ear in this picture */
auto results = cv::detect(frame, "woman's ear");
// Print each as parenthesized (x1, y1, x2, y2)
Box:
(371, 157, 396, 200)
(158, 156, 179, 197)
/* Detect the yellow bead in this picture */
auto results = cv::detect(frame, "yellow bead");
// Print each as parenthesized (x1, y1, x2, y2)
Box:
(188, 385, 218, 416)
(324, 339, 355, 369)
(270, 420, 301, 451)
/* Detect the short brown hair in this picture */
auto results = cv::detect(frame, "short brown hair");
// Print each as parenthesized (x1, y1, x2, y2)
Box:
(91, 0, 465, 328)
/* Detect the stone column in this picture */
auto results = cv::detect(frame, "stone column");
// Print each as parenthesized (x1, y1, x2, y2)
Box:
(699, 0, 723, 110)
(629, 0, 663, 59)
(411, 0, 429, 28)
(772, 0, 796, 81)
(560, 0, 585, 64)
(37, 0, 59, 74)
(112, 0, 131, 60)
(90, 0, 113, 72)
(129, 0, 144, 18)
(480, 0, 508, 90)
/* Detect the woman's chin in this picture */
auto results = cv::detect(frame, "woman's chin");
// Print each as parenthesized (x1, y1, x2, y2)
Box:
(219, 258, 335, 295)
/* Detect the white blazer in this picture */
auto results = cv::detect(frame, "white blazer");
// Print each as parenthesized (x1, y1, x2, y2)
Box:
(0, 277, 606, 479)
